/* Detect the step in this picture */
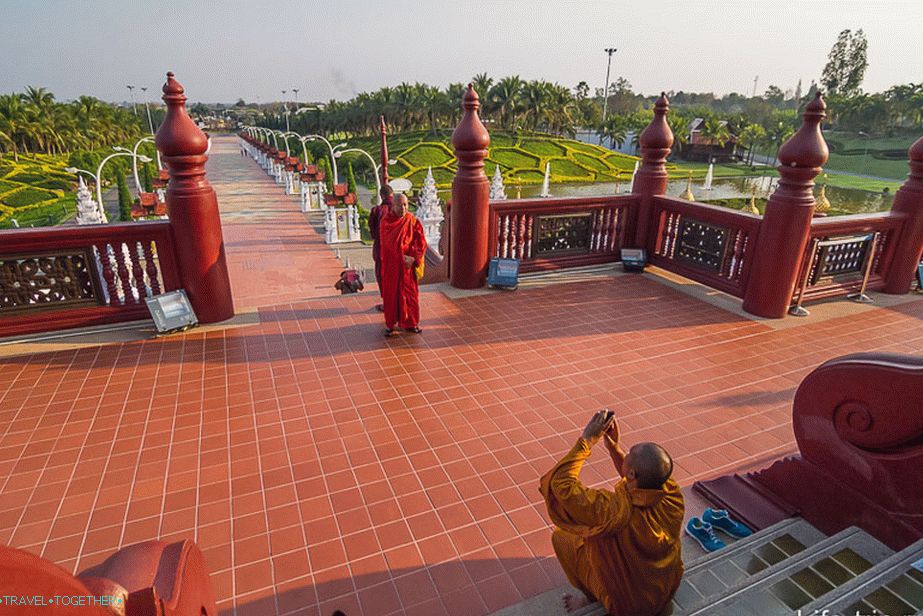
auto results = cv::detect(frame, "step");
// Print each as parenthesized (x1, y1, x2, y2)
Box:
(685, 527, 894, 615)
(671, 517, 826, 613)
(564, 518, 827, 616)
(800, 537, 923, 616)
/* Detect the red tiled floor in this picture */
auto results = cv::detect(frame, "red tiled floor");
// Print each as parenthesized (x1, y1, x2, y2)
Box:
(4, 135, 923, 615)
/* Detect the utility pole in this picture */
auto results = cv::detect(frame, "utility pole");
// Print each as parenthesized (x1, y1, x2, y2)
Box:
(292, 88, 299, 132)
(140, 87, 156, 134)
(282, 90, 289, 132)
(600, 47, 617, 145)
(126, 85, 137, 115)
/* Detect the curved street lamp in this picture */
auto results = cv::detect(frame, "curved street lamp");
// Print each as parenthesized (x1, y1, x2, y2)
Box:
(304, 134, 346, 185)
(95, 150, 152, 222)
(334, 148, 397, 202)
(274, 130, 294, 157)
(282, 132, 313, 163)
(120, 137, 155, 194)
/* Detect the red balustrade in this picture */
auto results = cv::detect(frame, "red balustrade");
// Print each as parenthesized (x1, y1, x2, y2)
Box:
(650, 196, 761, 297)
(488, 195, 637, 273)
(0, 221, 180, 337)
(791, 212, 904, 304)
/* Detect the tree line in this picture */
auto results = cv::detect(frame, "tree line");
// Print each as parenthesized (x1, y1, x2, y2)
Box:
(248, 28, 919, 163)
(0, 86, 146, 160)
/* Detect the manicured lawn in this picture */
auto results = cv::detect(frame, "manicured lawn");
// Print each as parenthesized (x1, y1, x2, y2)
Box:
(824, 152, 907, 180)
(823, 172, 902, 192)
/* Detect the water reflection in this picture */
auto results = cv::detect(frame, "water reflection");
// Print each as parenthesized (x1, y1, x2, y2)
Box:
(516, 177, 894, 216)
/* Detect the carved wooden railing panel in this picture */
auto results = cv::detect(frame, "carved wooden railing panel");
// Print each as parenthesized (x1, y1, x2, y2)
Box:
(650, 196, 761, 297)
(0, 221, 181, 337)
(488, 195, 637, 273)
(0, 251, 99, 310)
(792, 212, 904, 303)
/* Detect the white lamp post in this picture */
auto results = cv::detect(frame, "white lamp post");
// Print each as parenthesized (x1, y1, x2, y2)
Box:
(284, 132, 313, 163)
(126, 84, 137, 116)
(95, 150, 152, 222)
(334, 148, 397, 201)
(139, 86, 163, 169)
(600, 47, 618, 132)
(122, 136, 155, 193)
(305, 134, 345, 184)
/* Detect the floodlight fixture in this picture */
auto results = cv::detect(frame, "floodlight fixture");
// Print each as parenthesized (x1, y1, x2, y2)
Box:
(145, 290, 198, 335)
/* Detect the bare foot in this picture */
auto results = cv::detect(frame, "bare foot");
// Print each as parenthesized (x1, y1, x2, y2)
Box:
(563, 593, 592, 613)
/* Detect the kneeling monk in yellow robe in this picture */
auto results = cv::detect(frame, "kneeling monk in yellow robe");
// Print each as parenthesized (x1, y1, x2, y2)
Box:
(540, 410, 684, 616)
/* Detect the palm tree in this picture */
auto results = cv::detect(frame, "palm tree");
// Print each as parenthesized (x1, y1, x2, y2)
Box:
(701, 118, 731, 148)
(488, 76, 524, 129)
(667, 112, 690, 155)
(601, 116, 628, 148)
(737, 123, 766, 165)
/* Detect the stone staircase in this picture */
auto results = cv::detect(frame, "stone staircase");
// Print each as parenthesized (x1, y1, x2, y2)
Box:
(567, 519, 923, 616)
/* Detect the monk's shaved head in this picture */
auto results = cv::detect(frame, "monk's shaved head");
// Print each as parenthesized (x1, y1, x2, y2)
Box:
(627, 443, 673, 489)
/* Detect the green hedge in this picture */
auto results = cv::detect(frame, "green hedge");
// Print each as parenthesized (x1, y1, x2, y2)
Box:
(343, 130, 643, 189)
(573, 153, 613, 173)
(511, 169, 546, 184)
(401, 143, 454, 167)
(1, 187, 58, 208)
(36, 178, 74, 191)
(550, 158, 593, 178)
(5, 171, 47, 184)
(0, 196, 75, 228)
(490, 148, 539, 169)
(521, 140, 567, 157)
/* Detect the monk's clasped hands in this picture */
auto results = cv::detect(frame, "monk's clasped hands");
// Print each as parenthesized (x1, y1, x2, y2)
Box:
(581, 409, 617, 447)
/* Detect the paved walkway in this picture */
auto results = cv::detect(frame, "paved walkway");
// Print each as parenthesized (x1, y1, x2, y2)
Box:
(3, 135, 923, 616)
(212, 136, 350, 309)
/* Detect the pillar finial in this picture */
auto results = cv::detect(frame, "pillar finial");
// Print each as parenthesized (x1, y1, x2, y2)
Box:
(778, 91, 829, 171)
(639, 93, 673, 152)
(379, 114, 390, 185)
(905, 135, 923, 191)
(156, 72, 208, 158)
(452, 84, 490, 157)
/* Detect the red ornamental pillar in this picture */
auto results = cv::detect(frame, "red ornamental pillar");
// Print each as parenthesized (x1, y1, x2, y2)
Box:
(742, 92, 829, 318)
(155, 72, 235, 323)
(882, 135, 923, 293)
(450, 84, 491, 289)
(379, 115, 390, 186)
(631, 93, 673, 250)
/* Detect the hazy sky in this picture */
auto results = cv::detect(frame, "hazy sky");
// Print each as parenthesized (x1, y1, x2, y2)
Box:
(1, 0, 920, 104)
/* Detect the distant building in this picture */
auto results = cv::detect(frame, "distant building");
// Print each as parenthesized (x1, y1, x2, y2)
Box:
(681, 118, 738, 162)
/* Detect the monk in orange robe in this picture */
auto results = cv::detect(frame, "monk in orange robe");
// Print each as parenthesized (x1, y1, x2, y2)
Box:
(368, 184, 394, 312)
(379, 193, 426, 336)
(540, 410, 684, 616)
